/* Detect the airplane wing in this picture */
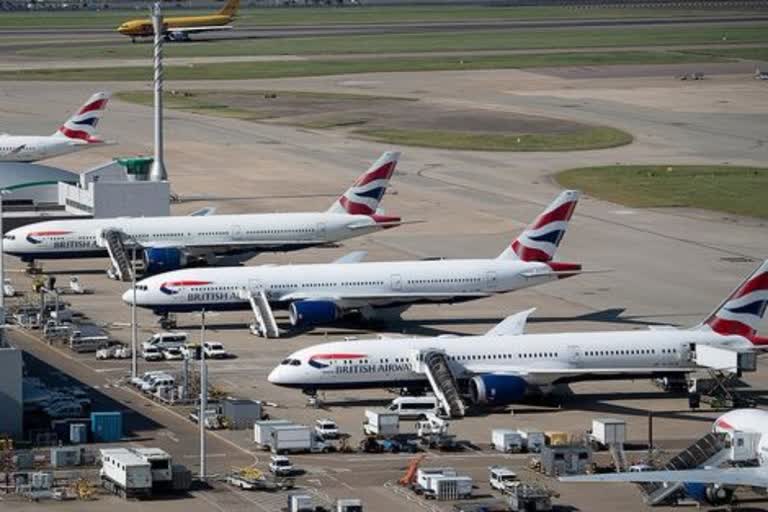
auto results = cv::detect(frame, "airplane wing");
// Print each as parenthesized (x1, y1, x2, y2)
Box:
(333, 251, 367, 264)
(561, 467, 768, 488)
(189, 207, 217, 217)
(485, 308, 536, 336)
(467, 367, 695, 379)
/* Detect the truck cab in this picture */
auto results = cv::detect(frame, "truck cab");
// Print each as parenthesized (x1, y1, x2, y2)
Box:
(268, 455, 294, 476)
(489, 467, 518, 493)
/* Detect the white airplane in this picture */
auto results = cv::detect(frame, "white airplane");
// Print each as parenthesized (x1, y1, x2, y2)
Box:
(4, 152, 404, 275)
(267, 260, 768, 404)
(0, 92, 111, 162)
(561, 409, 768, 507)
(123, 189, 584, 331)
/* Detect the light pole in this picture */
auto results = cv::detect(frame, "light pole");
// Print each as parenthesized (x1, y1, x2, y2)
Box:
(0, 189, 7, 346)
(199, 308, 207, 480)
(131, 245, 138, 379)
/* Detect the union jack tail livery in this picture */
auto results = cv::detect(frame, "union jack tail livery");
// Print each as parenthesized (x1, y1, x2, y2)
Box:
(701, 260, 768, 344)
(328, 151, 400, 216)
(53, 92, 110, 144)
(498, 190, 580, 262)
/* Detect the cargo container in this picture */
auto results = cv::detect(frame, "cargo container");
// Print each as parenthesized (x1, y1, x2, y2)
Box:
(70, 423, 88, 444)
(100, 448, 152, 499)
(416, 467, 457, 491)
(491, 429, 523, 453)
(51, 446, 82, 467)
(269, 425, 312, 454)
(171, 464, 192, 491)
(288, 494, 313, 512)
(222, 398, 263, 430)
(425, 476, 472, 501)
(590, 418, 626, 448)
(363, 410, 399, 437)
(336, 498, 363, 512)
(517, 429, 546, 453)
(91, 412, 123, 442)
(133, 448, 172, 487)
(254, 419, 294, 446)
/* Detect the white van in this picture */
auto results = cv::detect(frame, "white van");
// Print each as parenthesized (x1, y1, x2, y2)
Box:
(142, 332, 188, 351)
(386, 396, 440, 419)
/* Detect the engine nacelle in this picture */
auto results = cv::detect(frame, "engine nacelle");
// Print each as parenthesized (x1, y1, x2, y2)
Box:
(143, 247, 186, 275)
(289, 301, 339, 327)
(469, 374, 527, 406)
(683, 483, 734, 506)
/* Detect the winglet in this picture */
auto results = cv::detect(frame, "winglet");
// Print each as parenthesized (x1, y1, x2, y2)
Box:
(189, 206, 217, 217)
(333, 251, 367, 264)
(485, 308, 536, 336)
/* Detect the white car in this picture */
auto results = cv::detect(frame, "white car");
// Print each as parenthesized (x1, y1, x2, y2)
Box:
(203, 341, 228, 359)
(314, 418, 340, 439)
(3, 278, 15, 297)
(142, 346, 163, 361)
(131, 370, 167, 388)
(268, 455, 294, 476)
(163, 346, 184, 360)
(141, 374, 174, 393)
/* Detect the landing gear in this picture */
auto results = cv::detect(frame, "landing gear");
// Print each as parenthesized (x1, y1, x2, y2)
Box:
(302, 389, 321, 408)
(159, 313, 177, 330)
(24, 260, 42, 276)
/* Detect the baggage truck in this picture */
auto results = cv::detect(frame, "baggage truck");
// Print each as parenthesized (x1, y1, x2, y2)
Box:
(425, 475, 472, 501)
(254, 419, 294, 446)
(99, 448, 152, 499)
(363, 409, 399, 437)
(589, 418, 626, 448)
(269, 425, 312, 454)
(517, 429, 546, 453)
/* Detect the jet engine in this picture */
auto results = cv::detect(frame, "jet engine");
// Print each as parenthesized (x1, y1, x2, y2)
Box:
(469, 374, 528, 406)
(288, 301, 339, 327)
(683, 483, 734, 506)
(143, 247, 186, 275)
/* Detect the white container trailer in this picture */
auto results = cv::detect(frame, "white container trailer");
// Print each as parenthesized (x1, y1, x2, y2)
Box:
(416, 467, 457, 491)
(288, 494, 314, 512)
(592, 418, 626, 447)
(99, 448, 152, 499)
(270, 425, 312, 454)
(254, 419, 295, 446)
(492, 429, 524, 453)
(336, 498, 363, 512)
(517, 429, 546, 453)
(133, 448, 173, 486)
(427, 476, 472, 501)
(363, 410, 399, 437)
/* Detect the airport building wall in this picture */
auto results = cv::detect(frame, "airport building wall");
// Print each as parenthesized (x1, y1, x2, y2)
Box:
(0, 346, 23, 438)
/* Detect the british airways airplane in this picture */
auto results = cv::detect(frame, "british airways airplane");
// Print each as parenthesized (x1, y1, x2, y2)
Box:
(0, 92, 111, 162)
(267, 260, 768, 402)
(124, 190, 584, 331)
(4, 152, 403, 275)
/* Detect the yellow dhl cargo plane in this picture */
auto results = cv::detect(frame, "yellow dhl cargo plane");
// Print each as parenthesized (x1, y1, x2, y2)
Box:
(117, 0, 239, 42)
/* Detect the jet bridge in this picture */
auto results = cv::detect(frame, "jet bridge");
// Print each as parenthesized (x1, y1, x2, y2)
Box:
(689, 344, 758, 408)
(410, 350, 465, 419)
(692, 344, 757, 374)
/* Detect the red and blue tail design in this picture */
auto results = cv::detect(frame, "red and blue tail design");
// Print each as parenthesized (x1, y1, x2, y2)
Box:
(498, 190, 580, 262)
(702, 260, 768, 344)
(53, 92, 110, 144)
(328, 151, 400, 216)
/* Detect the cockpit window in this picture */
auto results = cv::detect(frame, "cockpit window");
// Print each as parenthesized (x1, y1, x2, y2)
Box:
(290, 359, 301, 366)
(281, 359, 291, 365)
(3, 235, 14, 240)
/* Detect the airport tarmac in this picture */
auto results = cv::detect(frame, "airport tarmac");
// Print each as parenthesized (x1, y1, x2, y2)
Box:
(1, 61, 767, 511)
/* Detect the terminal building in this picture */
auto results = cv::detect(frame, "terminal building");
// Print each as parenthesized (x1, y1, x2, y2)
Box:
(0, 157, 170, 232)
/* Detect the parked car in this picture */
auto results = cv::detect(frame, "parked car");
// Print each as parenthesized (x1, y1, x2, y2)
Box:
(142, 346, 164, 361)
(142, 332, 188, 352)
(163, 346, 184, 360)
(268, 455, 294, 476)
(141, 373, 174, 393)
(203, 341, 228, 359)
(131, 370, 168, 388)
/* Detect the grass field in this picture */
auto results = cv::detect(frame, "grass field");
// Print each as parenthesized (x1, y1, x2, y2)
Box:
(355, 127, 632, 151)
(0, 5, 764, 29)
(683, 46, 768, 61)
(557, 165, 768, 218)
(17, 24, 768, 60)
(3, 50, 730, 81)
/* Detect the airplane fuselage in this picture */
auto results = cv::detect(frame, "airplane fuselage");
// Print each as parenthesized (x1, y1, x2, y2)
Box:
(0, 135, 84, 162)
(3, 212, 388, 262)
(127, 258, 576, 314)
(268, 329, 752, 392)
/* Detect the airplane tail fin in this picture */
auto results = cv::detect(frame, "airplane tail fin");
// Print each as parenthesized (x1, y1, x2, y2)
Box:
(53, 91, 110, 144)
(698, 259, 768, 344)
(219, 0, 240, 17)
(497, 190, 580, 262)
(327, 151, 400, 216)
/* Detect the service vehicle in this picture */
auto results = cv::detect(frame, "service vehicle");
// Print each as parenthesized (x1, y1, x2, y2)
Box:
(162, 346, 184, 360)
(142, 332, 188, 352)
(314, 418, 340, 439)
(142, 346, 163, 361)
(268, 455, 294, 476)
(203, 341, 227, 359)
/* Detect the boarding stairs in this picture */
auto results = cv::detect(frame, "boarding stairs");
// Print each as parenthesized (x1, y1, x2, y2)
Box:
(640, 432, 730, 506)
(100, 229, 134, 282)
(609, 443, 628, 472)
(240, 288, 279, 338)
(422, 351, 465, 418)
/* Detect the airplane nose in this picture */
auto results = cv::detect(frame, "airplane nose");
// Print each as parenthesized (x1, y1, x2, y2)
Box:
(122, 288, 134, 305)
(267, 366, 281, 384)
